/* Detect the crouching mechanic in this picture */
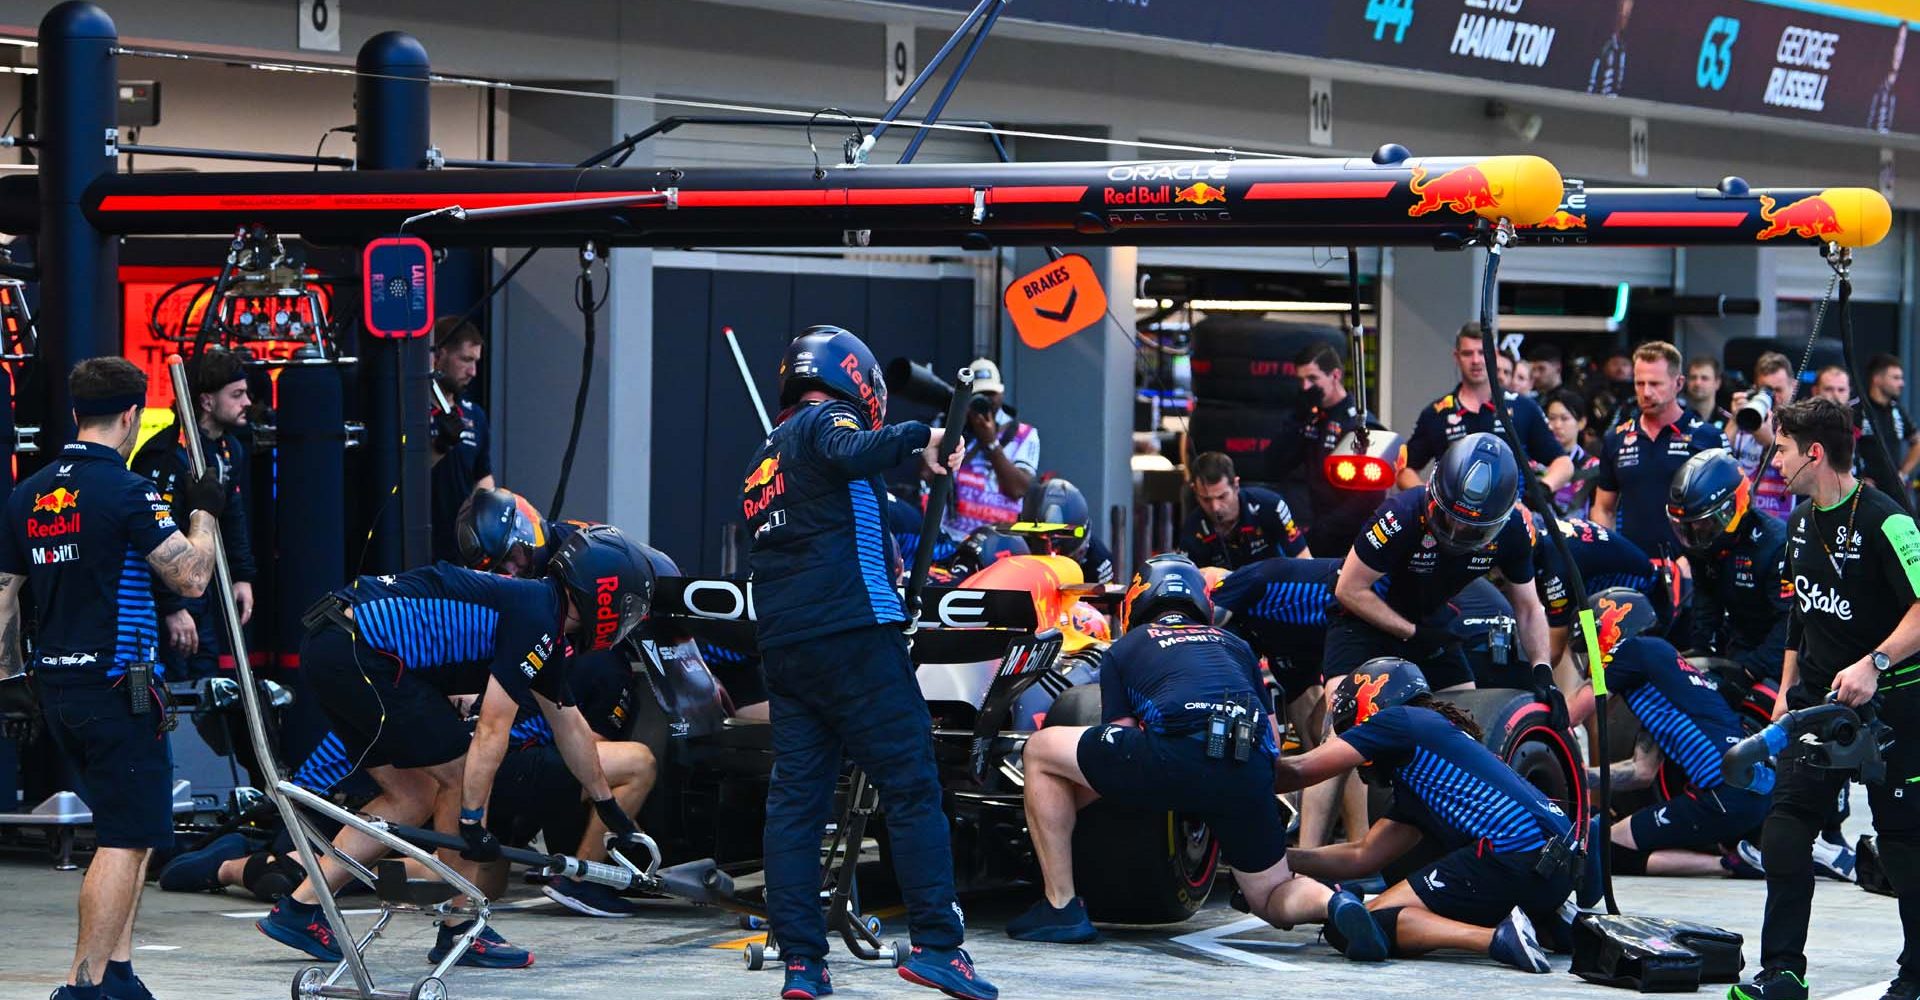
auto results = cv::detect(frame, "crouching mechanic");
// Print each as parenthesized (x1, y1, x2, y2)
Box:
(162, 649, 656, 918)
(1564, 589, 1769, 879)
(745, 325, 994, 1000)
(1667, 449, 1790, 685)
(1279, 660, 1573, 973)
(1009, 554, 1389, 959)
(256, 526, 655, 968)
(1309, 433, 1554, 849)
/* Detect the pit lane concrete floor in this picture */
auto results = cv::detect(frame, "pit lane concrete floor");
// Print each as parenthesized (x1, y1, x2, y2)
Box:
(0, 817, 1899, 1000)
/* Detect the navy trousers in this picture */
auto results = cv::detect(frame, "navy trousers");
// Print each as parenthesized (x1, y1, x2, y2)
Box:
(761, 624, 963, 959)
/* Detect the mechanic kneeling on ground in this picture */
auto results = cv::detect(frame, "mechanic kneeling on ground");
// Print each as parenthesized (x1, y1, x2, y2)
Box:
(1562, 589, 1769, 880)
(1732, 397, 1920, 1000)
(744, 325, 995, 1000)
(255, 526, 655, 969)
(161, 646, 657, 918)
(0, 358, 222, 1000)
(133, 348, 258, 680)
(1668, 448, 1791, 685)
(1278, 660, 1572, 973)
(1179, 451, 1308, 569)
(1010, 554, 1389, 959)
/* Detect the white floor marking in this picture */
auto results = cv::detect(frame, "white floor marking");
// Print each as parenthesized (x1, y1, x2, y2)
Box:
(134, 945, 180, 952)
(221, 907, 381, 919)
(1170, 916, 1306, 971)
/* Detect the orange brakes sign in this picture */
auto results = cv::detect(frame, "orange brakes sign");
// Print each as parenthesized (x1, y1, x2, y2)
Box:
(1003, 253, 1106, 350)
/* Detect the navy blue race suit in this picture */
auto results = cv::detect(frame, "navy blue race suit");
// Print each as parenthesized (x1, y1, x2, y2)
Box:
(1593, 411, 1726, 558)
(1689, 509, 1791, 683)
(1532, 518, 1654, 630)
(0, 442, 188, 848)
(1599, 636, 1769, 852)
(298, 564, 572, 771)
(1179, 485, 1307, 569)
(1326, 486, 1536, 689)
(1076, 619, 1289, 873)
(133, 424, 256, 679)
(742, 399, 968, 961)
(1339, 704, 1575, 925)
(1212, 556, 1341, 702)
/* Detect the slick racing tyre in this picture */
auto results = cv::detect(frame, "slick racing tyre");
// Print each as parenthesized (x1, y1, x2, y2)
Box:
(1042, 685, 1219, 925)
(1606, 657, 1774, 821)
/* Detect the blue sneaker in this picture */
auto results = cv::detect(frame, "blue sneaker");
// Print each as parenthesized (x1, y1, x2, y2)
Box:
(781, 956, 833, 999)
(427, 921, 534, 969)
(1490, 907, 1551, 974)
(542, 876, 643, 918)
(1327, 890, 1388, 961)
(103, 961, 153, 1000)
(1005, 896, 1097, 943)
(159, 833, 250, 893)
(256, 899, 342, 962)
(898, 946, 997, 1000)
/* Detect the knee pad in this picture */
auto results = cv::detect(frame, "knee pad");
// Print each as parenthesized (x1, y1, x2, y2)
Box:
(1876, 835, 1920, 896)
(243, 852, 298, 903)
(1609, 842, 1650, 876)
(1372, 906, 1403, 956)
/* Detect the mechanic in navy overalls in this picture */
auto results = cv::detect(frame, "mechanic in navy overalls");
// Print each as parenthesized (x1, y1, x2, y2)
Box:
(1563, 589, 1771, 881)
(1009, 554, 1388, 958)
(1667, 449, 1791, 684)
(1589, 340, 1727, 558)
(131, 349, 258, 680)
(256, 527, 654, 971)
(0, 358, 223, 1000)
(1528, 510, 1657, 665)
(742, 325, 996, 1000)
(1279, 659, 1575, 974)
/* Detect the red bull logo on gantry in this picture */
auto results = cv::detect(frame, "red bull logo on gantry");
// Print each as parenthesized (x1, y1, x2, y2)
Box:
(1755, 193, 1844, 241)
(1406, 163, 1504, 217)
(1529, 210, 1587, 231)
(1174, 182, 1229, 206)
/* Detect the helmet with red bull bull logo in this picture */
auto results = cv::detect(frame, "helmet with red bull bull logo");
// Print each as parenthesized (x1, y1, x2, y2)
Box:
(777, 325, 889, 430)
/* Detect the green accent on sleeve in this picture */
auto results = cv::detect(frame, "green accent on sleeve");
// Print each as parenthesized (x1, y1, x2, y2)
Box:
(1579, 608, 1607, 696)
(1884, 513, 1920, 597)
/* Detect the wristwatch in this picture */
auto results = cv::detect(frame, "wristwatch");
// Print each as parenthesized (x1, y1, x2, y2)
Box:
(1871, 650, 1892, 673)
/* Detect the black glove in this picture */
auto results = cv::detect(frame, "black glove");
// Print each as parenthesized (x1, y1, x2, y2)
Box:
(1524, 476, 1558, 515)
(174, 468, 227, 521)
(458, 819, 502, 862)
(594, 796, 644, 846)
(431, 407, 463, 455)
(1532, 661, 1570, 733)
(1406, 624, 1463, 661)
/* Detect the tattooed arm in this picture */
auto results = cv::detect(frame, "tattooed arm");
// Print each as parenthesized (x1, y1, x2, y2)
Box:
(145, 511, 217, 599)
(0, 572, 22, 680)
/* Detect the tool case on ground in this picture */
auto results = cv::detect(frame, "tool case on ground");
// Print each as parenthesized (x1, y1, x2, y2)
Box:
(1572, 913, 1744, 992)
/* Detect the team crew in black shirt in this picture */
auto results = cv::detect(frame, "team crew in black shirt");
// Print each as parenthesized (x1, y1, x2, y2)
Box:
(1734, 398, 1920, 1000)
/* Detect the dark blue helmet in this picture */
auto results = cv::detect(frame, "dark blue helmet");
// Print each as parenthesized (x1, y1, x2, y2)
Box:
(1014, 477, 1090, 556)
(1427, 431, 1520, 555)
(948, 527, 1030, 582)
(454, 488, 548, 577)
(1121, 553, 1214, 632)
(637, 541, 680, 580)
(547, 525, 656, 652)
(778, 325, 888, 430)
(1667, 448, 1750, 554)
(1329, 657, 1431, 735)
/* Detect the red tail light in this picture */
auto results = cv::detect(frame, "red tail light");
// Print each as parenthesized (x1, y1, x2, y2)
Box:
(1325, 454, 1394, 490)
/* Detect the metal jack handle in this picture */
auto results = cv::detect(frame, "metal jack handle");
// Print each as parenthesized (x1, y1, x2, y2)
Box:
(905, 368, 975, 628)
(165, 355, 378, 995)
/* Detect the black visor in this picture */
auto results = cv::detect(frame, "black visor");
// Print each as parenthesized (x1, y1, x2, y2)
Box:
(1428, 498, 1509, 555)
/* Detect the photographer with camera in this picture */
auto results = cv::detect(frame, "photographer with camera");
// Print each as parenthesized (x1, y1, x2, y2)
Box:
(1730, 397, 1920, 1000)
(919, 358, 1037, 544)
(430, 318, 495, 563)
(1728, 351, 1797, 523)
